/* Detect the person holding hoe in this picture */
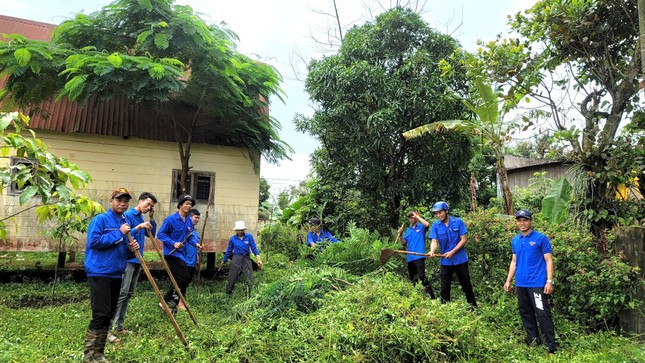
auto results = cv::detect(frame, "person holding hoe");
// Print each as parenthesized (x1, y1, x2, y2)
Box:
(109, 192, 157, 343)
(504, 209, 557, 354)
(157, 194, 196, 311)
(220, 221, 262, 296)
(83, 187, 139, 363)
(397, 211, 435, 298)
(428, 201, 477, 308)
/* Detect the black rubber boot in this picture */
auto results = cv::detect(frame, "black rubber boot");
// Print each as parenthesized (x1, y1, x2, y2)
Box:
(83, 330, 100, 363)
(93, 330, 110, 363)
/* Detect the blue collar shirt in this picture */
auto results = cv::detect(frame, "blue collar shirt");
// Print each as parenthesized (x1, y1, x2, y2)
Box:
(402, 222, 427, 262)
(157, 212, 194, 263)
(512, 230, 552, 288)
(429, 216, 469, 266)
(84, 209, 133, 278)
(124, 207, 157, 264)
(222, 233, 260, 263)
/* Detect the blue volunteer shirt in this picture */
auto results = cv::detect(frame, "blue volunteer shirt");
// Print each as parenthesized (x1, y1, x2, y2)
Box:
(429, 216, 469, 266)
(402, 222, 427, 262)
(306, 230, 339, 246)
(184, 230, 200, 267)
(157, 212, 194, 263)
(124, 207, 157, 265)
(222, 233, 260, 263)
(84, 209, 133, 278)
(512, 230, 552, 288)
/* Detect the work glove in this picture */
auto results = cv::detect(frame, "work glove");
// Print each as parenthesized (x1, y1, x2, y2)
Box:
(219, 261, 225, 269)
(256, 256, 263, 269)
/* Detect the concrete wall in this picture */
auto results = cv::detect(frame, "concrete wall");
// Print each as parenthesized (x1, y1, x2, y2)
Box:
(0, 130, 260, 252)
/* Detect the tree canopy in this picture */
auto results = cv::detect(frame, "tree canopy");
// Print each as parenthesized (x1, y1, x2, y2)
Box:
(297, 8, 473, 233)
(469, 0, 644, 234)
(0, 0, 291, 184)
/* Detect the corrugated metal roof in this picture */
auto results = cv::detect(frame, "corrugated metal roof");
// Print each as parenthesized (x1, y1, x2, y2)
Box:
(0, 15, 251, 146)
(0, 15, 54, 41)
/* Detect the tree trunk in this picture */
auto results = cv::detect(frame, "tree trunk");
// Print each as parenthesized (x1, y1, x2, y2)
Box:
(469, 171, 478, 212)
(496, 156, 514, 215)
(638, 0, 645, 75)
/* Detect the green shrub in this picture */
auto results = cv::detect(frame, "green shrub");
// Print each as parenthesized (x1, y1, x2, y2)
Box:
(260, 222, 304, 261)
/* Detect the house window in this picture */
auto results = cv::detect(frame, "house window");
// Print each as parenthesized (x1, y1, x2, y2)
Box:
(172, 169, 214, 202)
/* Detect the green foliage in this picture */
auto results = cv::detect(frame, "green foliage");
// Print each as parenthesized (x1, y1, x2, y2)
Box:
(308, 223, 388, 275)
(0, 112, 103, 245)
(0, 0, 291, 174)
(542, 177, 572, 224)
(260, 222, 303, 261)
(475, 0, 643, 233)
(232, 266, 355, 319)
(0, 234, 644, 362)
(297, 8, 472, 234)
(513, 171, 554, 212)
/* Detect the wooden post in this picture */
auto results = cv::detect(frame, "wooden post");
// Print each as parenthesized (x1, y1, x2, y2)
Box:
(616, 226, 645, 341)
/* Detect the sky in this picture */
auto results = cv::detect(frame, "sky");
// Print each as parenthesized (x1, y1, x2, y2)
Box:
(0, 0, 537, 194)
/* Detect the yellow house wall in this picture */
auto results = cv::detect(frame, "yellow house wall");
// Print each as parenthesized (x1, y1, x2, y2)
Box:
(0, 130, 260, 252)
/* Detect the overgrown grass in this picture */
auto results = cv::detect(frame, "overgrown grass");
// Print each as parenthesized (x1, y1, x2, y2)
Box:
(1, 221, 643, 362)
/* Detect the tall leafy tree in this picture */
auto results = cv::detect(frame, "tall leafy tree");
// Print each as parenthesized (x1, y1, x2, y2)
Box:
(404, 77, 518, 215)
(473, 0, 643, 235)
(0, 0, 290, 192)
(296, 8, 472, 233)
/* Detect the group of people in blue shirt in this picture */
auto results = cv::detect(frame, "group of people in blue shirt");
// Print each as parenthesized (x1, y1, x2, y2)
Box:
(82, 187, 262, 363)
(81, 187, 556, 361)
(398, 201, 557, 354)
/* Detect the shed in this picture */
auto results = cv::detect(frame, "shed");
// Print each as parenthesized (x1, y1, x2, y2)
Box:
(501, 154, 574, 195)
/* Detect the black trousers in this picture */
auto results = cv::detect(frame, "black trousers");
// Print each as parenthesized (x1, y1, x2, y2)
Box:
(517, 287, 557, 352)
(163, 255, 191, 304)
(226, 254, 253, 294)
(88, 276, 122, 331)
(439, 261, 477, 307)
(407, 259, 435, 298)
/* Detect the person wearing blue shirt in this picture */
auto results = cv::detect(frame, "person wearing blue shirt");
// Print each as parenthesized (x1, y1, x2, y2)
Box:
(428, 201, 477, 307)
(504, 210, 557, 354)
(109, 192, 157, 343)
(306, 217, 339, 248)
(157, 194, 196, 311)
(178, 208, 202, 310)
(82, 187, 139, 363)
(220, 220, 263, 296)
(397, 211, 435, 298)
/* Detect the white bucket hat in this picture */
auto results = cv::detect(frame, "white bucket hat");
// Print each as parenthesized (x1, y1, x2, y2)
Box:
(233, 220, 247, 230)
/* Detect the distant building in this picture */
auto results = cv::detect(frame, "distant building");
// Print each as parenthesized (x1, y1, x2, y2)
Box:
(0, 15, 261, 253)
(500, 155, 574, 196)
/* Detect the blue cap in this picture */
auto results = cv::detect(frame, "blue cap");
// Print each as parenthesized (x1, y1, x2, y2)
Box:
(515, 209, 532, 219)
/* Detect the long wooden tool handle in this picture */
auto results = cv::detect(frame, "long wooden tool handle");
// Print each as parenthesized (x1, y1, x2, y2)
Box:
(392, 249, 434, 257)
(146, 230, 199, 326)
(126, 234, 189, 349)
(196, 188, 213, 284)
(394, 223, 405, 244)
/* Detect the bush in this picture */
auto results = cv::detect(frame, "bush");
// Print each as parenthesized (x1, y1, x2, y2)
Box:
(260, 222, 304, 261)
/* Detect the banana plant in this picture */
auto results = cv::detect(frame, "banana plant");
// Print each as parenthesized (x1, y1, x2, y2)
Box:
(403, 78, 516, 215)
